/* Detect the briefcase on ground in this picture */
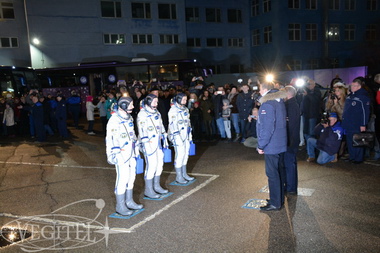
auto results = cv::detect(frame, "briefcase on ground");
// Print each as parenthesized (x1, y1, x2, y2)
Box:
(352, 132, 375, 148)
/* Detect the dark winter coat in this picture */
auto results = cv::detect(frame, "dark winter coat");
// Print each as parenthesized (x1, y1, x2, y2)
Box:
(315, 121, 343, 156)
(342, 88, 370, 133)
(285, 97, 301, 149)
(256, 89, 287, 155)
(236, 91, 254, 120)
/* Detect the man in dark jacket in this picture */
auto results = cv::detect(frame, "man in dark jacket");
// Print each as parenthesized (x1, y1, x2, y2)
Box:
(256, 82, 287, 211)
(283, 86, 301, 194)
(237, 84, 254, 142)
(31, 95, 46, 142)
(342, 78, 371, 164)
(301, 79, 321, 141)
(307, 112, 343, 164)
(213, 86, 226, 140)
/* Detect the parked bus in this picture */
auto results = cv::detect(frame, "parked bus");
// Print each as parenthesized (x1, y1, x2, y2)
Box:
(35, 59, 204, 96)
(0, 66, 40, 98)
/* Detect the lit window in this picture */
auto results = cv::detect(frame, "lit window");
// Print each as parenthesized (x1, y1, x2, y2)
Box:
(104, 34, 125, 44)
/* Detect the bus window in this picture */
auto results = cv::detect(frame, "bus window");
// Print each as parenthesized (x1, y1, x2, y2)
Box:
(0, 74, 14, 98)
(150, 64, 179, 82)
(116, 65, 149, 83)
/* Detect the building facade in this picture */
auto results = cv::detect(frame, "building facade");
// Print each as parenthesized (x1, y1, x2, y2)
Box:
(0, 0, 379, 74)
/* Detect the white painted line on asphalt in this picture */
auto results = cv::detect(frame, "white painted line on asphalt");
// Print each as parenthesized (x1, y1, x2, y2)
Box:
(0, 160, 219, 233)
(123, 174, 219, 232)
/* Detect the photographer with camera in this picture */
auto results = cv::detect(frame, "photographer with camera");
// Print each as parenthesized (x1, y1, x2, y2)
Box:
(325, 82, 347, 120)
(306, 112, 343, 164)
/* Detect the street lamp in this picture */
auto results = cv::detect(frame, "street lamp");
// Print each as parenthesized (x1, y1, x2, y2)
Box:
(32, 38, 40, 45)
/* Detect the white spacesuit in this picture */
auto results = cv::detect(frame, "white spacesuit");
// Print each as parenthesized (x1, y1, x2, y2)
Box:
(168, 93, 195, 184)
(137, 94, 169, 199)
(106, 96, 143, 216)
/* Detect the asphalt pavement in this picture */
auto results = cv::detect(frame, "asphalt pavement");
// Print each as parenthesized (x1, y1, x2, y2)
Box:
(0, 123, 379, 253)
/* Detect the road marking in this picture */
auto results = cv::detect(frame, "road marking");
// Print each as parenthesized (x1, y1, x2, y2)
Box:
(0, 160, 219, 233)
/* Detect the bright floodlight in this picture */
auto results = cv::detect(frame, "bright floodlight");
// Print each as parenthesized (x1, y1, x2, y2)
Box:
(295, 79, 305, 87)
(32, 38, 40, 45)
(265, 74, 274, 83)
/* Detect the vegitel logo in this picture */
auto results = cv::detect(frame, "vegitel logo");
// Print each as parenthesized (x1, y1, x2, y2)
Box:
(1, 199, 127, 252)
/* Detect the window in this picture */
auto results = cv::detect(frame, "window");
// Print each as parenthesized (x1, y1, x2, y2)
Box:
(289, 23, 301, 41)
(0, 37, 18, 48)
(132, 34, 153, 44)
(306, 59, 319, 69)
(206, 8, 221, 22)
(104, 34, 125, 44)
(306, 23, 317, 41)
(365, 24, 377, 41)
(264, 26, 272, 43)
(131, 3, 151, 19)
(230, 64, 244, 73)
(0, 2, 15, 19)
(263, 0, 271, 13)
(210, 65, 222, 74)
(328, 25, 340, 41)
(329, 0, 340, 10)
(252, 29, 260, 46)
(228, 9, 242, 23)
(228, 38, 244, 47)
(344, 0, 355, 10)
(186, 7, 199, 22)
(160, 34, 179, 44)
(344, 24, 355, 41)
(367, 0, 377, 10)
(306, 0, 317, 10)
(101, 1, 121, 18)
(187, 38, 201, 47)
(158, 4, 176, 19)
(289, 59, 302, 70)
(251, 0, 259, 16)
(288, 0, 300, 9)
(206, 38, 223, 47)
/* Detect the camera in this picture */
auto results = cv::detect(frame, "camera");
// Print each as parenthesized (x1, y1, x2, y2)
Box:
(216, 91, 223, 95)
(330, 93, 338, 100)
(320, 112, 329, 124)
(252, 86, 258, 91)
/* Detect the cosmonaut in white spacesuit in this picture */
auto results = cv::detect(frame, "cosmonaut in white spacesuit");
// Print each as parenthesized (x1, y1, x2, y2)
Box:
(137, 94, 169, 199)
(106, 96, 143, 216)
(168, 93, 195, 184)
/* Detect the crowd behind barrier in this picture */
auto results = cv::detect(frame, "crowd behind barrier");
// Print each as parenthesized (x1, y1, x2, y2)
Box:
(1, 74, 380, 164)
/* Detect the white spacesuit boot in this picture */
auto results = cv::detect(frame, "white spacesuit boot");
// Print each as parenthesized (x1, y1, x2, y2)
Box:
(115, 194, 133, 216)
(175, 167, 188, 184)
(125, 189, 143, 210)
(182, 165, 194, 181)
(153, 176, 169, 194)
(144, 179, 160, 199)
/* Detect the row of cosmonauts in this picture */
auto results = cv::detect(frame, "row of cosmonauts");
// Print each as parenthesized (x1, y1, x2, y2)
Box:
(105, 93, 194, 216)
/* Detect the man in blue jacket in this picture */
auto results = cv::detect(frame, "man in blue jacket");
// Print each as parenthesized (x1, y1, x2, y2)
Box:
(342, 78, 370, 164)
(256, 82, 287, 211)
(306, 112, 343, 164)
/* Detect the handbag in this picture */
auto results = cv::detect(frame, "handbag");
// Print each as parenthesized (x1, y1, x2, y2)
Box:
(352, 132, 375, 148)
